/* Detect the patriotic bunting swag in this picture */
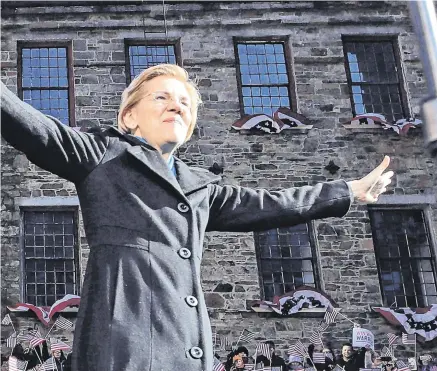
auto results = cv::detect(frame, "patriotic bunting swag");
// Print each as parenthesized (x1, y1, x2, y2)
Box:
(251, 286, 337, 316)
(7, 294, 80, 326)
(373, 305, 437, 341)
(232, 107, 312, 134)
(342, 113, 422, 135)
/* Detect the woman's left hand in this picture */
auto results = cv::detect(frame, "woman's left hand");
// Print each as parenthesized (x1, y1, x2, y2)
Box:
(348, 156, 394, 203)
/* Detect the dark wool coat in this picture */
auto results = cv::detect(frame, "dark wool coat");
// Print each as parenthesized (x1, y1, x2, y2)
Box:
(1, 82, 353, 371)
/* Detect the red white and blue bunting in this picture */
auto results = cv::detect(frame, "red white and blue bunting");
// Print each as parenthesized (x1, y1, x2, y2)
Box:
(342, 113, 422, 135)
(373, 305, 437, 342)
(251, 286, 336, 316)
(232, 108, 312, 133)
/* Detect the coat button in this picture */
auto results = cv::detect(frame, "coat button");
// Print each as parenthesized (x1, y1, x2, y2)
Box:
(177, 202, 189, 213)
(178, 248, 191, 259)
(189, 346, 203, 359)
(185, 296, 198, 307)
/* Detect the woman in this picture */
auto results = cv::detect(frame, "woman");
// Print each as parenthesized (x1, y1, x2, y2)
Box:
(52, 350, 67, 371)
(307, 344, 336, 371)
(225, 346, 250, 371)
(1, 64, 393, 371)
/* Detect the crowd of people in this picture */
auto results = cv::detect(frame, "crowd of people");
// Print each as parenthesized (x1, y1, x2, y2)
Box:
(216, 341, 437, 371)
(1, 342, 71, 371)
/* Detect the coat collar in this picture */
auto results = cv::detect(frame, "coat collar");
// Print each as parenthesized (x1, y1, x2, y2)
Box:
(106, 127, 221, 197)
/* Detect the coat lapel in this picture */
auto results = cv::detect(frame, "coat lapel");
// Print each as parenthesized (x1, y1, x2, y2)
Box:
(126, 145, 221, 198)
(109, 128, 221, 197)
(174, 158, 221, 196)
(126, 146, 185, 196)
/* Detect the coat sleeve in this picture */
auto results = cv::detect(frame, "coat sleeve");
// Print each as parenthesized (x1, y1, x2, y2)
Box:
(1, 81, 109, 183)
(206, 180, 353, 232)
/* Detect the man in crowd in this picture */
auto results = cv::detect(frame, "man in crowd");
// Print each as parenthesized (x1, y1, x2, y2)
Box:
(256, 341, 287, 369)
(336, 343, 369, 371)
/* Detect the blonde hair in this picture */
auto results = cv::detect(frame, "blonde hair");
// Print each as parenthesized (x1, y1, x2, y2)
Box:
(117, 64, 201, 142)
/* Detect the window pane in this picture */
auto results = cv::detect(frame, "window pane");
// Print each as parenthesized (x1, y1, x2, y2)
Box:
(236, 42, 291, 116)
(20, 46, 70, 125)
(128, 44, 177, 81)
(343, 40, 404, 121)
(255, 224, 316, 300)
(23, 210, 79, 306)
(369, 209, 437, 307)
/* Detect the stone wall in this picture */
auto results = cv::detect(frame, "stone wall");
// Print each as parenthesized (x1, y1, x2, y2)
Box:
(1, 0, 436, 361)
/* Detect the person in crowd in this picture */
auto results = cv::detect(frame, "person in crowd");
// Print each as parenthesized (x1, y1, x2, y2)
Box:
(25, 341, 50, 370)
(52, 349, 67, 371)
(225, 346, 250, 371)
(417, 355, 435, 371)
(256, 340, 287, 369)
(288, 355, 305, 371)
(335, 343, 373, 371)
(230, 355, 246, 371)
(1, 62, 393, 371)
(62, 352, 72, 371)
(307, 344, 336, 371)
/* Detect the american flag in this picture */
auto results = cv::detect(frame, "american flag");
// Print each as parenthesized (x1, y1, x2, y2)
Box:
(313, 352, 326, 364)
(256, 342, 272, 359)
(316, 322, 330, 332)
(50, 338, 71, 352)
(54, 315, 73, 330)
(381, 346, 392, 357)
(29, 335, 46, 348)
(16, 332, 31, 342)
(387, 333, 398, 346)
(41, 357, 57, 371)
(217, 335, 232, 350)
(309, 330, 323, 346)
(396, 360, 410, 371)
(1, 314, 12, 325)
(238, 329, 257, 343)
(245, 364, 255, 371)
(288, 340, 308, 357)
(323, 307, 339, 324)
(6, 332, 17, 348)
(401, 333, 416, 345)
(212, 358, 225, 371)
(8, 357, 28, 371)
(28, 329, 42, 338)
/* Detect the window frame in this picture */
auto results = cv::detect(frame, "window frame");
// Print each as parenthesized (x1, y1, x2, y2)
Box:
(17, 40, 76, 127)
(341, 35, 410, 120)
(20, 207, 81, 306)
(368, 204, 437, 307)
(254, 222, 321, 300)
(124, 38, 182, 85)
(233, 36, 298, 117)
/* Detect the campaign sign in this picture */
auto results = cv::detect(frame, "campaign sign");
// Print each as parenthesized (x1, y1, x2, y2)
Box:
(352, 327, 374, 350)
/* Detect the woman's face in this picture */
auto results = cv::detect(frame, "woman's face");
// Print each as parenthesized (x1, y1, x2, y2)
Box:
(124, 75, 192, 153)
(53, 350, 61, 359)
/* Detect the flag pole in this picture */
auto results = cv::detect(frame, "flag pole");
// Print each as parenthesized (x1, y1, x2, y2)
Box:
(236, 329, 244, 346)
(254, 347, 258, 368)
(10, 318, 16, 334)
(334, 311, 357, 325)
(35, 349, 43, 365)
(414, 336, 417, 365)
(307, 352, 317, 370)
(45, 322, 56, 339)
